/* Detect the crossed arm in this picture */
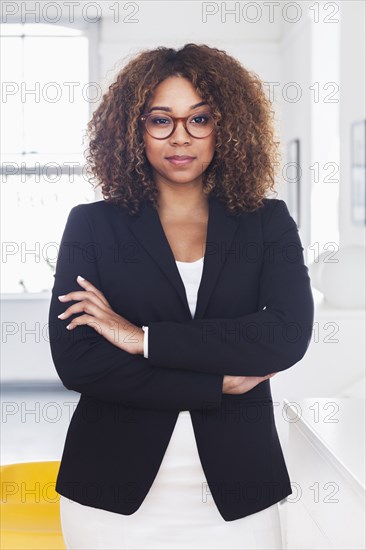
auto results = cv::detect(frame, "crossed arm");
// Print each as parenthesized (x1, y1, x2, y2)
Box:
(48, 204, 224, 412)
(141, 200, 314, 377)
(48, 200, 314, 411)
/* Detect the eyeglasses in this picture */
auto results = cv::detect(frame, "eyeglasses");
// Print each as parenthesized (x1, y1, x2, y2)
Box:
(138, 111, 216, 140)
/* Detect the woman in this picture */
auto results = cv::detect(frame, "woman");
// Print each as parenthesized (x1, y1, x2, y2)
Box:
(48, 44, 314, 549)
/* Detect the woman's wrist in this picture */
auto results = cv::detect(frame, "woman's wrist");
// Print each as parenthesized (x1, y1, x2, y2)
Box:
(142, 325, 149, 358)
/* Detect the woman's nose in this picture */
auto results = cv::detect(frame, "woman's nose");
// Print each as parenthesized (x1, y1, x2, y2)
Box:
(169, 121, 191, 142)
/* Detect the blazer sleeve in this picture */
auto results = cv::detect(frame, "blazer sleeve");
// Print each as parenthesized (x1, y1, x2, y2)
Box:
(48, 205, 224, 412)
(146, 199, 315, 377)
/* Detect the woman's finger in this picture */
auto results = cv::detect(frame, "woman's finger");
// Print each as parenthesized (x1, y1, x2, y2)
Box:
(65, 313, 103, 332)
(58, 290, 109, 311)
(57, 299, 104, 321)
(75, 276, 111, 307)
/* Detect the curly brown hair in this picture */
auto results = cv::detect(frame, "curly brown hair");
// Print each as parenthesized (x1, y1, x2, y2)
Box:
(84, 43, 280, 217)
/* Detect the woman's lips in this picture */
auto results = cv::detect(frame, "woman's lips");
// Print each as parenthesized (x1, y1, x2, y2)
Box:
(165, 157, 196, 166)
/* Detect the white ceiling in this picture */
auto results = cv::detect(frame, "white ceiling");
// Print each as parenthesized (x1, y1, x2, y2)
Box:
(11, 0, 315, 43)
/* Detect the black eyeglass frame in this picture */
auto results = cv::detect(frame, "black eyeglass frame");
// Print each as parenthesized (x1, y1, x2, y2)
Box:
(138, 111, 217, 140)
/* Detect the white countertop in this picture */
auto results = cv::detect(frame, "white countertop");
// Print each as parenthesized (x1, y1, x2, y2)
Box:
(284, 397, 365, 491)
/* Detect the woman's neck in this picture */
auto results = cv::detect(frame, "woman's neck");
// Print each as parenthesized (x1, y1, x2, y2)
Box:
(156, 189, 208, 221)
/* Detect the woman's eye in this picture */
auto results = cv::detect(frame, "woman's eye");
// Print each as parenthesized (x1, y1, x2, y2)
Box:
(151, 117, 171, 125)
(190, 115, 210, 124)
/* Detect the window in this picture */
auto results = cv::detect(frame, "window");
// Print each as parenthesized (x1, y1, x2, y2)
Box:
(1, 21, 99, 293)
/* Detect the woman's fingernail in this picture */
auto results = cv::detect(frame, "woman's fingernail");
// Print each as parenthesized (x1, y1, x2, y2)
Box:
(58, 295, 66, 300)
(77, 275, 85, 281)
(57, 312, 65, 318)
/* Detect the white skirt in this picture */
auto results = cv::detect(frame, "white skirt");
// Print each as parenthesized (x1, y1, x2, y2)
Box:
(59, 411, 283, 550)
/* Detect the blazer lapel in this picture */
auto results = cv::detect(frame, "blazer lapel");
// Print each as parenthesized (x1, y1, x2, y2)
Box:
(126, 195, 241, 320)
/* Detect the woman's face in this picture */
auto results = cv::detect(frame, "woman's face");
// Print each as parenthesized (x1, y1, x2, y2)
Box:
(141, 76, 216, 191)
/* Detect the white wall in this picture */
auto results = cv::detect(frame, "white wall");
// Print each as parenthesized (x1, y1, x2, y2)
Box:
(310, 11, 340, 256)
(280, 15, 312, 259)
(339, 0, 366, 247)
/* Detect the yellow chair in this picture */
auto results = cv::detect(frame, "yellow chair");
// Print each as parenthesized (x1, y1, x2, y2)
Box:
(0, 460, 66, 549)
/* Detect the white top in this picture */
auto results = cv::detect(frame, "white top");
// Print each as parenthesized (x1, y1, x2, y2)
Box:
(142, 257, 204, 358)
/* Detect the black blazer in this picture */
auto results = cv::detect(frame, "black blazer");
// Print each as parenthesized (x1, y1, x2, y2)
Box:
(48, 195, 314, 522)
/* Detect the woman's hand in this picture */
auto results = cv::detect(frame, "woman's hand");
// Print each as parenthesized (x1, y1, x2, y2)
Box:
(57, 275, 144, 355)
(222, 373, 277, 394)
